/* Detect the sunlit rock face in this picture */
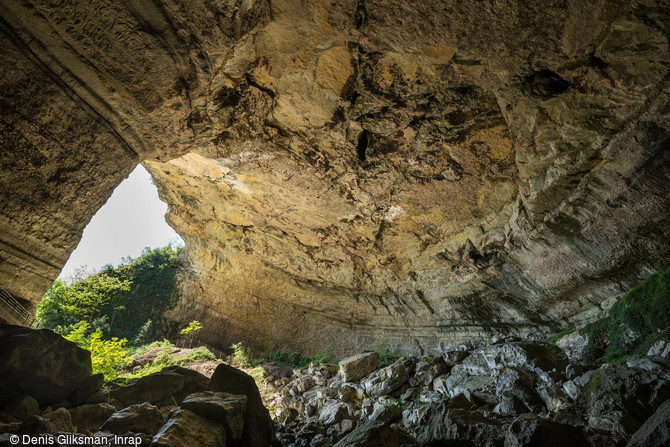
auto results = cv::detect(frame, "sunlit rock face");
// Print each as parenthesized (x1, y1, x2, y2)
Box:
(0, 0, 261, 310)
(1, 0, 669, 354)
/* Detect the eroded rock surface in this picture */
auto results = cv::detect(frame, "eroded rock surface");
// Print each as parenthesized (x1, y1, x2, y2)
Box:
(0, 1, 669, 354)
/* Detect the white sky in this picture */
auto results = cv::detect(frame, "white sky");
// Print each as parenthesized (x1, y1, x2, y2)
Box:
(59, 165, 183, 280)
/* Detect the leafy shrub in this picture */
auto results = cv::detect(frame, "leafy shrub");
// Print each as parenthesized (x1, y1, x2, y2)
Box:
(61, 321, 130, 381)
(231, 342, 263, 367)
(88, 331, 131, 382)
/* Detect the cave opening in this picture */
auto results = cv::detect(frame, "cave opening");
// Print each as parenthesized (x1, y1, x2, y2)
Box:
(59, 165, 182, 281)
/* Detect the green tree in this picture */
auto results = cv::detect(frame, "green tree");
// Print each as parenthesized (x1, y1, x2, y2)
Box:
(36, 273, 130, 330)
(180, 320, 202, 347)
(35, 244, 182, 343)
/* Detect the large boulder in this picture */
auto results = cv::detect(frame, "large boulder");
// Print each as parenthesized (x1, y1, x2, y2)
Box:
(436, 372, 492, 399)
(0, 323, 97, 406)
(110, 371, 185, 407)
(416, 403, 505, 447)
(333, 421, 415, 447)
(181, 391, 247, 442)
(339, 353, 380, 382)
(453, 342, 569, 381)
(99, 402, 164, 435)
(69, 403, 117, 433)
(208, 363, 274, 447)
(505, 414, 590, 447)
(319, 401, 350, 426)
(2, 395, 39, 420)
(362, 359, 414, 399)
(411, 357, 448, 387)
(151, 409, 225, 447)
(492, 367, 545, 413)
(38, 407, 74, 433)
(626, 398, 670, 447)
(160, 366, 210, 404)
(577, 363, 670, 436)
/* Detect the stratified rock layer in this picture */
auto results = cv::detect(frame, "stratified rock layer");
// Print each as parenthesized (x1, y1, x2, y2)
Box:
(1, 0, 669, 354)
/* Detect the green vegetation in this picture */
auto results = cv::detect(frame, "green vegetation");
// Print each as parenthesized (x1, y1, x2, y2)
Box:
(231, 342, 260, 368)
(62, 321, 131, 382)
(36, 245, 182, 342)
(264, 345, 335, 369)
(371, 340, 402, 366)
(180, 320, 203, 347)
(34, 244, 189, 383)
(126, 343, 218, 380)
(58, 320, 218, 384)
(229, 342, 335, 369)
(580, 267, 670, 364)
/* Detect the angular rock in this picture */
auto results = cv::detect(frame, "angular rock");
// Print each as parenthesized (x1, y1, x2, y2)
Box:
(320, 401, 350, 426)
(2, 395, 39, 420)
(648, 340, 670, 359)
(563, 380, 580, 401)
(86, 390, 111, 405)
(443, 350, 471, 367)
(626, 356, 670, 381)
(338, 384, 363, 402)
(151, 409, 225, 447)
(328, 419, 357, 439)
(69, 403, 117, 433)
(627, 398, 670, 447)
(578, 363, 670, 435)
(181, 391, 246, 442)
(493, 367, 545, 412)
(455, 342, 569, 381)
(362, 359, 413, 399)
(16, 410, 74, 436)
(443, 373, 492, 399)
(447, 393, 476, 411)
(505, 414, 590, 446)
(402, 405, 430, 430)
(0, 323, 95, 406)
(555, 331, 589, 363)
(339, 353, 380, 382)
(110, 371, 185, 407)
(416, 403, 504, 447)
(160, 366, 210, 404)
(538, 383, 571, 412)
(208, 363, 274, 447)
(333, 421, 416, 447)
(40, 407, 74, 433)
(412, 357, 448, 387)
(99, 402, 164, 435)
(369, 402, 402, 424)
(69, 374, 105, 406)
(277, 407, 299, 426)
(552, 410, 586, 428)
(494, 392, 529, 417)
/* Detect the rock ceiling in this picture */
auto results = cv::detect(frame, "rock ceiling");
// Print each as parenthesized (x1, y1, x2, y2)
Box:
(0, 0, 668, 354)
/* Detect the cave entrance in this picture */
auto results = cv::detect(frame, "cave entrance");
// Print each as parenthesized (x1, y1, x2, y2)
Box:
(59, 165, 183, 280)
